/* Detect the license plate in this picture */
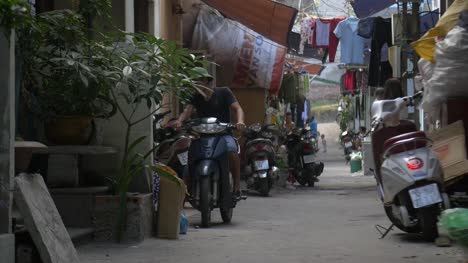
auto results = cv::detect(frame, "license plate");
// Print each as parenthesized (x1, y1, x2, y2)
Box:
(255, 160, 269, 170)
(177, 151, 188, 166)
(408, 183, 442, 208)
(345, 142, 353, 148)
(303, 154, 314, 164)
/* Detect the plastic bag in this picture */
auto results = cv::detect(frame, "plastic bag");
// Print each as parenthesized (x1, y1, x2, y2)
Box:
(438, 208, 468, 247)
(422, 26, 468, 111)
(350, 151, 362, 161)
(179, 212, 188, 235)
(412, 0, 468, 62)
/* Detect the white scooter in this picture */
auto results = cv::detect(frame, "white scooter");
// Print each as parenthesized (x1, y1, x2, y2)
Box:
(369, 92, 449, 240)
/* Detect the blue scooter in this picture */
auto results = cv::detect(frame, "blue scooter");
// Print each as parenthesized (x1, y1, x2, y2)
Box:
(186, 117, 245, 228)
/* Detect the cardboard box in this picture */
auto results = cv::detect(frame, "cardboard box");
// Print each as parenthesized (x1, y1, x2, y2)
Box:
(428, 120, 468, 182)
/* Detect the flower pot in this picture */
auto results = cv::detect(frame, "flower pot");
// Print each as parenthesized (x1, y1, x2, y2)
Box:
(45, 116, 94, 145)
(93, 193, 153, 243)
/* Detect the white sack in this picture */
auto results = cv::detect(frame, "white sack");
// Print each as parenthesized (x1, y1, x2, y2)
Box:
(422, 26, 468, 111)
(191, 5, 287, 93)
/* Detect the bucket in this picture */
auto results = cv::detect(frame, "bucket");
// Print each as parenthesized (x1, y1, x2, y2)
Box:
(350, 159, 362, 173)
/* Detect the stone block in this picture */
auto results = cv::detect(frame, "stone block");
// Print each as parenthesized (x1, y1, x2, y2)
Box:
(14, 173, 80, 263)
(0, 234, 14, 263)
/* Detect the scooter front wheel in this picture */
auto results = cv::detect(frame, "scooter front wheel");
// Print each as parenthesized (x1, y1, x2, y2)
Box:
(220, 207, 233, 223)
(199, 177, 211, 228)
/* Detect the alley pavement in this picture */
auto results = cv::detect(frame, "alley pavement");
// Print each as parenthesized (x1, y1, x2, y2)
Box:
(79, 131, 465, 263)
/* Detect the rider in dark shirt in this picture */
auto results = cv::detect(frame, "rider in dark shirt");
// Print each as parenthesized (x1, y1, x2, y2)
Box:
(175, 77, 246, 198)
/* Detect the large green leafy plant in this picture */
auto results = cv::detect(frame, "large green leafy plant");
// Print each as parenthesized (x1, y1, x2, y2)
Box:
(97, 32, 210, 241)
(19, 9, 115, 120)
(0, 0, 31, 39)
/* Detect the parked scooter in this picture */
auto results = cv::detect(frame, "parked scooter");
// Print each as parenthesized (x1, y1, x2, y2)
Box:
(369, 92, 450, 240)
(340, 130, 359, 163)
(286, 127, 324, 187)
(154, 113, 192, 179)
(185, 117, 245, 227)
(243, 123, 279, 196)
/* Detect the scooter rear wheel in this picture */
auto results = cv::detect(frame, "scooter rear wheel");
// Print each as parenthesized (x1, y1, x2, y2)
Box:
(199, 177, 211, 228)
(384, 206, 419, 233)
(419, 205, 440, 241)
(259, 178, 271, 197)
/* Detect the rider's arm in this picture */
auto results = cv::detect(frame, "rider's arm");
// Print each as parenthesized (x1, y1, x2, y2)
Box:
(176, 104, 194, 127)
(230, 102, 245, 124)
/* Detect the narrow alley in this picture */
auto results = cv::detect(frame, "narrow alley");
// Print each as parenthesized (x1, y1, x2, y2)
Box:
(79, 129, 463, 263)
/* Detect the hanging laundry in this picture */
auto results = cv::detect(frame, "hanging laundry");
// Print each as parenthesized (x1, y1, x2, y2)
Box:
(280, 72, 298, 104)
(368, 17, 393, 87)
(334, 17, 367, 64)
(357, 17, 375, 39)
(316, 20, 331, 46)
(344, 71, 356, 93)
(303, 74, 310, 93)
(312, 17, 344, 62)
(308, 18, 316, 44)
(302, 99, 309, 124)
(299, 17, 314, 54)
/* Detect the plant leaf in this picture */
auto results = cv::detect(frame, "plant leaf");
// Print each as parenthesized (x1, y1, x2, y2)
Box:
(128, 136, 147, 154)
(123, 66, 132, 77)
(79, 72, 89, 87)
(190, 67, 211, 78)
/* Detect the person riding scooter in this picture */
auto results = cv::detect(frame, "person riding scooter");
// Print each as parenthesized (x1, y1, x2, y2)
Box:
(174, 76, 246, 200)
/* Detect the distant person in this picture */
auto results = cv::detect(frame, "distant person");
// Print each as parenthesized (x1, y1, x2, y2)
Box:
(375, 87, 385, 101)
(321, 134, 327, 153)
(359, 126, 367, 140)
(284, 112, 296, 133)
(309, 116, 318, 138)
(383, 78, 404, 100)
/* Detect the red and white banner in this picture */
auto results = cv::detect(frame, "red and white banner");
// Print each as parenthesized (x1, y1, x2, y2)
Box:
(192, 5, 287, 94)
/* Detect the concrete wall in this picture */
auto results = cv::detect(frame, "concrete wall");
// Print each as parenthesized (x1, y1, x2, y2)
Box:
(0, 30, 16, 263)
(160, 0, 183, 41)
(232, 88, 266, 126)
(90, 1, 154, 193)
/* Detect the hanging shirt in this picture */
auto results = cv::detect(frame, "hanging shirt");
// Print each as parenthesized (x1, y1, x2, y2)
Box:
(316, 20, 331, 46)
(357, 17, 375, 39)
(368, 17, 393, 86)
(313, 18, 344, 62)
(334, 18, 367, 64)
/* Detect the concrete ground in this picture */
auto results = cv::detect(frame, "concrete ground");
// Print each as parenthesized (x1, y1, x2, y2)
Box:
(78, 123, 465, 263)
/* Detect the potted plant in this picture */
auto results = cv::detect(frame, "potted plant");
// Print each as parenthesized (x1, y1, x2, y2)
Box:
(91, 31, 210, 242)
(18, 8, 115, 145)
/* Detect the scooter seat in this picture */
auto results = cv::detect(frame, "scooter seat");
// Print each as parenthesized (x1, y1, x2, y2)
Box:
(383, 131, 427, 156)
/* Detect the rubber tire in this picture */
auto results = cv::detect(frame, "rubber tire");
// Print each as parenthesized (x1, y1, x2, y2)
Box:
(199, 177, 211, 228)
(220, 207, 233, 223)
(419, 205, 440, 241)
(296, 174, 307, 187)
(384, 206, 419, 233)
(259, 178, 270, 197)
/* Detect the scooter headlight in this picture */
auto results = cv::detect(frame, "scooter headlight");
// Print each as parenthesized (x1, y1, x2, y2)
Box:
(262, 131, 273, 138)
(249, 123, 262, 133)
(192, 123, 226, 134)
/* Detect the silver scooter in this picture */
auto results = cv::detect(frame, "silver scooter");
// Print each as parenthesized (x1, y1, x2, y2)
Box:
(369, 92, 449, 240)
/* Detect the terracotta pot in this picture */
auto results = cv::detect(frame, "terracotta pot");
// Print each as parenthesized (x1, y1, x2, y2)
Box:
(45, 116, 94, 145)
